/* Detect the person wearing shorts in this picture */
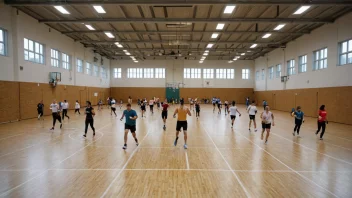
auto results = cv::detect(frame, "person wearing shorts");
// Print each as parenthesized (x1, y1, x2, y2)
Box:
(50, 100, 62, 130)
(161, 100, 169, 129)
(149, 98, 154, 114)
(247, 101, 258, 132)
(120, 103, 138, 149)
(212, 97, 216, 112)
(224, 100, 229, 115)
(111, 98, 117, 116)
(173, 100, 191, 149)
(37, 100, 44, 120)
(228, 101, 241, 128)
(260, 106, 275, 144)
(140, 100, 146, 118)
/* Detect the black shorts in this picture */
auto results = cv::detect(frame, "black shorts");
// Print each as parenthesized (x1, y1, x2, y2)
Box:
(141, 106, 146, 111)
(249, 115, 255, 120)
(125, 124, 136, 133)
(295, 119, 303, 125)
(217, 104, 221, 108)
(176, 121, 188, 131)
(262, 123, 271, 129)
(150, 105, 154, 109)
(157, 103, 160, 107)
(38, 110, 43, 115)
(111, 107, 116, 111)
(212, 103, 215, 106)
(162, 111, 168, 119)
(230, 115, 236, 120)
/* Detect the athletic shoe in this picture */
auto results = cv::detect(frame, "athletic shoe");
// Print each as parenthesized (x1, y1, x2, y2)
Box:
(83, 134, 86, 137)
(320, 138, 323, 140)
(231, 125, 233, 128)
(265, 140, 268, 144)
(93, 132, 95, 136)
(60, 124, 62, 129)
(248, 129, 251, 132)
(123, 144, 127, 149)
(315, 131, 319, 135)
(293, 132, 295, 136)
(255, 129, 257, 132)
(184, 144, 188, 149)
(136, 143, 139, 146)
(50, 127, 54, 130)
(174, 139, 178, 146)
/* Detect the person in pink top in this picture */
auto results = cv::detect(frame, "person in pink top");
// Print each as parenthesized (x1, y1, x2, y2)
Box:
(316, 105, 328, 140)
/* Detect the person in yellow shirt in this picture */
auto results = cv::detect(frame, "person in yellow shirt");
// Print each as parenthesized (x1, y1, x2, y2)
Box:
(173, 100, 192, 149)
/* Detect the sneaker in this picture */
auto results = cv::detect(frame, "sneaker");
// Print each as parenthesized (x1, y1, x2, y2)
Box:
(184, 144, 188, 149)
(231, 125, 233, 128)
(265, 140, 268, 144)
(174, 139, 178, 146)
(255, 129, 257, 132)
(50, 127, 54, 130)
(123, 144, 127, 149)
(136, 142, 139, 146)
(60, 124, 62, 129)
(315, 131, 319, 135)
(83, 134, 86, 137)
(293, 132, 295, 136)
(320, 138, 323, 140)
(93, 132, 95, 136)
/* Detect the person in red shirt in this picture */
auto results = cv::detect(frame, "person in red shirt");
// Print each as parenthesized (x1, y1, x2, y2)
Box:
(316, 105, 328, 140)
(162, 100, 169, 130)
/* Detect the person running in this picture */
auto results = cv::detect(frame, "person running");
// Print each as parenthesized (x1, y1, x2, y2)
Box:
(111, 98, 117, 116)
(247, 101, 258, 132)
(137, 98, 141, 106)
(162, 100, 169, 130)
(128, 96, 132, 104)
(260, 106, 275, 144)
(119, 99, 123, 109)
(316, 105, 328, 140)
(228, 101, 242, 128)
(292, 106, 304, 137)
(50, 100, 62, 130)
(263, 100, 267, 111)
(107, 97, 111, 109)
(212, 97, 217, 112)
(61, 100, 70, 120)
(224, 100, 229, 115)
(37, 100, 44, 120)
(120, 103, 139, 149)
(149, 98, 155, 114)
(98, 99, 103, 111)
(173, 100, 192, 149)
(156, 98, 161, 111)
(140, 99, 146, 118)
(83, 101, 96, 137)
(195, 101, 200, 119)
(75, 100, 81, 115)
(190, 98, 194, 111)
(217, 99, 222, 114)
(246, 97, 250, 108)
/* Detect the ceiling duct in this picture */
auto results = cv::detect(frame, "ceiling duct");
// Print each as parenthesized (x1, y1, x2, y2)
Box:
(166, 22, 192, 28)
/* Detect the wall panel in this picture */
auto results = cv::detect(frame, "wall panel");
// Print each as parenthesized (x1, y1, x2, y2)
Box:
(111, 87, 166, 102)
(0, 81, 19, 123)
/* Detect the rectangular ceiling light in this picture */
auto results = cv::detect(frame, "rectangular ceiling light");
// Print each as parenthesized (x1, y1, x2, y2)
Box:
(241, 53, 245, 55)
(224, 5, 236, 14)
(293, 6, 311, 15)
(250, 44, 257, 48)
(274, 24, 286, 30)
(125, 52, 131, 55)
(104, 31, 115, 38)
(85, 24, 95, 30)
(216, 23, 225, 30)
(211, 33, 219, 39)
(206, 43, 214, 48)
(262, 33, 271, 38)
(228, 61, 233, 63)
(204, 50, 209, 53)
(199, 61, 203, 63)
(123, 50, 128, 52)
(114, 42, 123, 48)
(134, 60, 138, 63)
(93, 5, 106, 14)
(54, 6, 70, 14)
(203, 53, 208, 56)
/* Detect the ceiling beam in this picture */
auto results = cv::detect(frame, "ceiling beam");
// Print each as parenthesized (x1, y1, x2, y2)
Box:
(39, 18, 333, 24)
(89, 46, 273, 52)
(79, 40, 279, 45)
(5, 0, 352, 6)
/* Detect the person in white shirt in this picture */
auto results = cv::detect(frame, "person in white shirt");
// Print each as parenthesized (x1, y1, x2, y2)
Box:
(111, 98, 117, 116)
(260, 106, 275, 144)
(217, 100, 222, 114)
(228, 101, 242, 128)
(224, 100, 229, 115)
(50, 100, 62, 130)
(128, 96, 132, 104)
(247, 101, 258, 132)
(149, 98, 155, 114)
(75, 100, 81, 115)
(61, 100, 70, 120)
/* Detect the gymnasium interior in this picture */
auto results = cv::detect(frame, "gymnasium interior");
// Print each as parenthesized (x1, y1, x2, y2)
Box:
(0, 0, 351, 197)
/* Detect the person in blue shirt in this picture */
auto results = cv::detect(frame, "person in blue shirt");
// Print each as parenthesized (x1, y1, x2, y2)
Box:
(263, 100, 267, 110)
(120, 103, 139, 149)
(212, 97, 216, 112)
(291, 106, 304, 137)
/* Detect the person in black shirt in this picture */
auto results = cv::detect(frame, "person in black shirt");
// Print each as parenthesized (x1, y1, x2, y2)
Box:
(83, 101, 96, 137)
(37, 100, 44, 120)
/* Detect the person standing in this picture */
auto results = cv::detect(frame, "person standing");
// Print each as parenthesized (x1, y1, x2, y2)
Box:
(246, 97, 250, 108)
(224, 100, 229, 115)
(37, 100, 44, 120)
(212, 97, 216, 112)
(98, 99, 103, 111)
(247, 101, 258, 132)
(195, 101, 200, 119)
(140, 99, 146, 118)
(228, 101, 241, 128)
(75, 100, 81, 115)
(292, 106, 304, 137)
(263, 100, 267, 111)
(83, 101, 95, 137)
(173, 100, 192, 149)
(62, 100, 70, 120)
(162, 100, 169, 130)
(119, 99, 123, 109)
(260, 106, 275, 144)
(111, 98, 117, 116)
(120, 104, 139, 149)
(128, 96, 132, 104)
(149, 98, 155, 114)
(50, 100, 62, 130)
(217, 98, 222, 114)
(316, 105, 328, 140)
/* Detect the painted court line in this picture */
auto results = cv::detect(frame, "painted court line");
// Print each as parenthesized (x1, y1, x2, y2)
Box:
(185, 152, 190, 170)
(0, 133, 25, 141)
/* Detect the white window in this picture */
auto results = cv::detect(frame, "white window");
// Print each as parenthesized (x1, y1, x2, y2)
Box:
(287, 59, 295, 76)
(269, 67, 274, 79)
(256, 71, 259, 80)
(299, 55, 307, 73)
(144, 68, 154, 78)
(24, 38, 44, 64)
(215, 69, 234, 79)
(86, 62, 92, 75)
(93, 65, 99, 76)
(226, 69, 234, 79)
(0, 28, 7, 56)
(203, 69, 214, 79)
(155, 68, 165, 78)
(313, 48, 327, 70)
(276, 64, 281, 78)
(113, 68, 122, 78)
(62, 53, 70, 70)
(127, 68, 143, 78)
(339, 39, 352, 65)
(76, 59, 83, 73)
(184, 68, 201, 79)
(261, 69, 265, 80)
(242, 69, 249, 79)
(101, 67, 107, 78)
(51, 49, 60, 67)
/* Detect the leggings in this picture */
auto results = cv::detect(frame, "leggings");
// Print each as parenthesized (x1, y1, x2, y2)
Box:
(38, 110, 43, 117)
(75, 109, 80, 114)
(294, 120, 302, 134)
(317, 121, 326, 138)
(52, 113, 61, 127)
(196, 110, 200, 117)
(62, 109, 70, 120)
(85, 119, 95, 134)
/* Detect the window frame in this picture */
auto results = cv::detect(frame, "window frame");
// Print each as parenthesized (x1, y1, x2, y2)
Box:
(242, 69, 250, 79)
(276, 64, 281, 78)
(338, 39, 352, 66)
(62, 52, 70, 70)
(24, 38, 45, 64)
(215, 68, 234, 79)
(298, 55, 307, 73)
(184, 68, 201, 79)
(50, 49, 60, 67)
(143, 68, 154, 78)
(203, 68, 214, 79)
(155, 68, 165, 78)
(76, 59, 83, 73)
(287, 59, 295, 76)
(86, 62, 92, 75)
(0, 28, 7, 56)
(261, 69, 265, 80)
(93, 65, 99, 76)
(101, 67, 107, 79)
(268, 66, 274, 79)
(113, 68, 122, 78)
(313, 47, 328, 70)
(255, 71, 259, 80)
(127, 68, 143, 78)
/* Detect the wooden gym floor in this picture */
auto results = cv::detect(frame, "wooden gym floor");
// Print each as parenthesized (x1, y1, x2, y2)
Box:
(0, 104, 351, 198)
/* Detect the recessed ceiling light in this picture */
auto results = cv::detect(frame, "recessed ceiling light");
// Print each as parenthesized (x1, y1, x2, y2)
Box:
(216, 23, 225, 30)
(224, 5, 236, 14)
(204, 50, 209, 53)
(123, 50, 128, 52)
(104, 31, 114, 38)
(233, 58, 237, 60)
(201, 56, 206, 59)
(262, 33, 271, 38)
(206, 43, 214, 48)
(85, 24, 95, 30)
(250, 44, 257, 48)
(228, 61, 233, 63)
(54, 6, 70, 14)
(93, 5, 106, 14)
(241, 53, 245, 55)
(126, 52, 131, 55)
(236, 56, 240, 58)
(114, 42, 123, 48)
(274, 24, 286, 30)
(203, 53, 208, 56)
(293, 6, 311, 15)
(134, 60, 138, 63)
(211, 33, 219, 39)
(199, 61, 203, 63)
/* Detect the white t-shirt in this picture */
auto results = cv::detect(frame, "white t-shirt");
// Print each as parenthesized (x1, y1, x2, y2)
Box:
(262, 111, 273, 124)
(111, 100, 116, 108)
(229, 106, 238, 116)
(248, 105, 257, 115)
(75, 102, 80, 109)
(149, 100, 154, 105)
(62, 102, 69, 109)
(50, 103, 59, 113)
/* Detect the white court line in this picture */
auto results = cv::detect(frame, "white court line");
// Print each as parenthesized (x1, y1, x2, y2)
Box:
(0, 122, 111, 197)
(100, 127, 153, 198)
(200, 123, 251, 198)
(0, 133, 24, 141)
(185, 152, 190, 170)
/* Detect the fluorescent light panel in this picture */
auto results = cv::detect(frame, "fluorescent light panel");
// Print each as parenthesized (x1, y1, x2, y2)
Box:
(199, 61, 203, 63)
(274, 24, 286, 30)
(241, 53, 245, 55)
(206, 43, 214, 48)
(93, 5, 106, 14)
(203, 53, 208, 56)
(216, 23, 225, 30)
(262, 33, 271, 38)
(204, 50, 209, 53)
(224, 5, 236, 14)
(250, 44, 257, 48)
(211, 33, 219, 39)
(293, 6, 311, 15)
(85, 24, 95, 30)
(54, 6, 70, 14)
(114, 42, 123, 48)
(125, 52, 131, 55)
(228, 61, 233, 63)
(104, 31, 114, 38)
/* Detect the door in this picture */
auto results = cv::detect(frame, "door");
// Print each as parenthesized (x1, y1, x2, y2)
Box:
(166, 87, 180, 102)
